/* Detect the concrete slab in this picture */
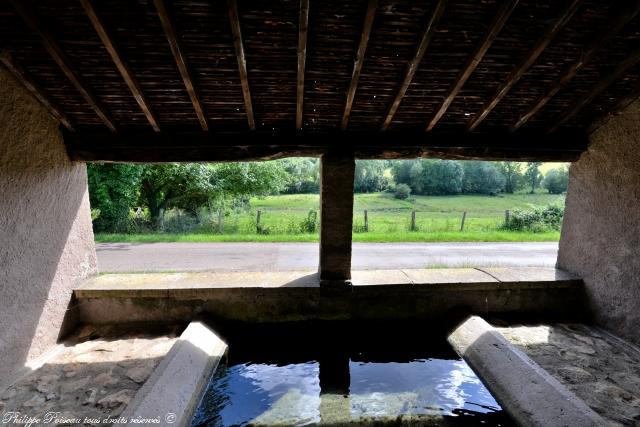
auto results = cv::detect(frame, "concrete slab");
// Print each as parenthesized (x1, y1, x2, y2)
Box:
(351, 270, 411, 286)
(478, 267, 580, 284)
(122, 322, 227, 427)
(448, 316, 604, 427)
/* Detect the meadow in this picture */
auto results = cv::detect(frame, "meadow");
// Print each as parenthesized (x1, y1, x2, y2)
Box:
(95, 191, 564, 243)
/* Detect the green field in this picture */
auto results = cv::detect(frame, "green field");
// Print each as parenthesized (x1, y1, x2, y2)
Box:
(95, 192, 564, 243)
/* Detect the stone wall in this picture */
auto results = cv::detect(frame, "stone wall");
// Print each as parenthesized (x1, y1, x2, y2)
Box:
(558, 100, 640, 344)
(0, 68, 97, 389)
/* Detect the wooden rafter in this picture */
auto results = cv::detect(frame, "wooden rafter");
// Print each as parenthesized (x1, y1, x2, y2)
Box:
(11, 0, 117, 131)
(154, 0, 208, 131)
(227, 0, 255, 130)
(296, 0, 310, 130)
(341, 0, 378, 130)
(1, 49, 74, 131)
(467, 0, 583, 131)
(381, 0, 448, 131)
(81, 0, 160, 132)
(511, 1, 640, 131)
(426, 0, 519, 131)
(548, 48, 640, 133)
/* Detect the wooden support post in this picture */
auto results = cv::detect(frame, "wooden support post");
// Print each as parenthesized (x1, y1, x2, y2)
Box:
(319, 151, 355, 285)
(364, 210, 369, 232)
(505, 209, 510, 226)
(460, 211, 467, 231)
(411, 210, 417, 231)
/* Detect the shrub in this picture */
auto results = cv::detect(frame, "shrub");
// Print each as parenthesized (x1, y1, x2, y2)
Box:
(542, 167, 569, 194)
(300, 210, 318, 233)
(504, 203, 564, 232)
(394, 183, 411, 200)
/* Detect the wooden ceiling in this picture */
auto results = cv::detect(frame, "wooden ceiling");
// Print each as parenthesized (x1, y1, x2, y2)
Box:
(1, 0, 640, 161)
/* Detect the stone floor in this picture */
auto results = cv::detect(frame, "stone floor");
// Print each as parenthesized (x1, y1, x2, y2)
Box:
(0, 324, 182, 426)
(496, 323, 640, 426)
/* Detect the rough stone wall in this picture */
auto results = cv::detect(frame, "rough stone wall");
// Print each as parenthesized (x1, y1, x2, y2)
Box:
(0, 68, 97, 388)
(558, 100, 640, 344)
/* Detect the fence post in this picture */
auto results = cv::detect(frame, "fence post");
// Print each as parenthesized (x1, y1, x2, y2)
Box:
(505, 209, 510, 226)
(411, 210, 417, 231)
(218, 208, 224, 233)
(256, 209, 262, 234)
(460, 211, 467, 232)
(364, 210, 369, 232)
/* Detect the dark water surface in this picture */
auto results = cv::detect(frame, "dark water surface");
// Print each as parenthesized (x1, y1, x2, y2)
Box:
(191, 321, 514, 427)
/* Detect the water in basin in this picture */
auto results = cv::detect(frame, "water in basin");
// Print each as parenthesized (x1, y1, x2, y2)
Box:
(191, 321, 514, 427)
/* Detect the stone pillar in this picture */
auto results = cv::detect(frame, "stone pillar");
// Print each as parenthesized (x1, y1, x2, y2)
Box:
(319, 151, 355, 286)
(557, 99, 640, 344)
(0, 68, 97, 389)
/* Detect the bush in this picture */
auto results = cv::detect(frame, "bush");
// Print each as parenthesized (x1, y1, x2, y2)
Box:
(394, 183, 411, 200)
(299, 210, 318, 233)
(504, 203, 564, 232)
(542, 167, 569, 194)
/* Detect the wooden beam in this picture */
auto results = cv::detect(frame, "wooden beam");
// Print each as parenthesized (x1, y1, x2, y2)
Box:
(511, 0, 640, 131)
(341, 0, 378, 130)
(81, 0, 160, 132)
(381, 0, 448, 131)
(548, 48, 640, 133)
(426, 0, 519, 131)
(65, 129, 587, 162)
(467, 0, 583, 131)
(227, 0, 255, 130)
(1, 49, 74, 131)
(11, 0, 116, 131)
(588, 84, 640, 134)
(154, 0, 208, 131)
(296, 0, 310, 130)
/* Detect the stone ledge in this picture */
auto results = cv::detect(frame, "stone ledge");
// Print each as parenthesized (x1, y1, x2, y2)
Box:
(75, 267, 580, 299)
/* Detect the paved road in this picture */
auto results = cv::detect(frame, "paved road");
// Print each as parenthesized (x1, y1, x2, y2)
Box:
(96, 242, 558, 273)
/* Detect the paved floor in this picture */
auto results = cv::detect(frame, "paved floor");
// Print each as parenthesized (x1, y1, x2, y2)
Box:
(96, 242, 558, 273)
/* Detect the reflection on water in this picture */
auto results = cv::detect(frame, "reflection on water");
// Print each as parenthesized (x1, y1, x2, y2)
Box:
(191, 321, 514, 426)
(192, 359, 511, 426)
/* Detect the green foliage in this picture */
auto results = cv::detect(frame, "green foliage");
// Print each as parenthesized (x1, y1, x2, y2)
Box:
(394, 183, 411, 200)
(299, 210, 318, 233)
(392, 159, 463, 195)
(504, 203, 564, 232)
(278, 158, 320, 193)
(354, 160, 390, 193)
(461, 161, 505, 195)
(542, 167, 569, 194)
(497, 162, 524, 194)
(524, 162, 542, 194)
(87, 163, 142, 232)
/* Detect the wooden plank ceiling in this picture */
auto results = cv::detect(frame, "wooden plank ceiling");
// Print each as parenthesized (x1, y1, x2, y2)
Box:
(1, 0, 640, 161)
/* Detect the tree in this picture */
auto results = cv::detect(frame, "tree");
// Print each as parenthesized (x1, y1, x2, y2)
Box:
(278, 158, 319, 193)
(461, 161, 505, 195)
(139, 164, 214, 229)
(524, 162, 542, 194)
(498, 162, 524, 193)
(354, 160, 390, 193)
(87, 163, 142, 232)
(542, 167, 569, 194)
(391, 159, 463, 195)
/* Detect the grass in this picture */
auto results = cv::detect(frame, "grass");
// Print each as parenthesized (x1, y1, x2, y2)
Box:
(95, 191, 564, 243)
(95, 230, 560, 243)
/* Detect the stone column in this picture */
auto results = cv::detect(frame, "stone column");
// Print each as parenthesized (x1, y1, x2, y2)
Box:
(319, 151, 355, 286)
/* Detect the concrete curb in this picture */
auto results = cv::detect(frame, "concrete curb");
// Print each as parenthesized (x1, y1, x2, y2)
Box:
(448, 316, 604, 427)
(121, 322, 227, 427)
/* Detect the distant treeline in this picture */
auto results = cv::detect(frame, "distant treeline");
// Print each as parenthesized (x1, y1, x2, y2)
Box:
(87, 159, 568, 233)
